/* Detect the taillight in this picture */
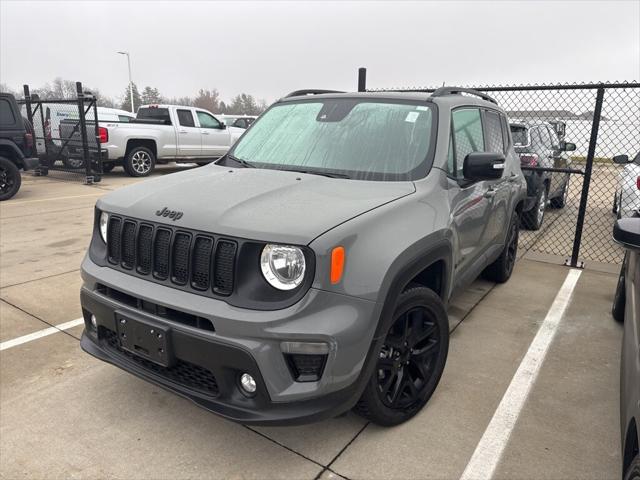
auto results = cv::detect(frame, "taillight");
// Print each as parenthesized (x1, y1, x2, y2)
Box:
(519, 153, 539, 167)
(44, 119, 51, 140)
(636, 176, 640, 190)
(98, 127, 108, 144)
(24, 133, 33, 149)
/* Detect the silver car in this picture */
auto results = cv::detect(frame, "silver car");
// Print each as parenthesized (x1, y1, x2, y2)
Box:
(613, 216, 640, 479)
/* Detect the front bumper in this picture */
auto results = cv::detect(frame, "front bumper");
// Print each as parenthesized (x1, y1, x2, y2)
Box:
(80, 256, 379, 425)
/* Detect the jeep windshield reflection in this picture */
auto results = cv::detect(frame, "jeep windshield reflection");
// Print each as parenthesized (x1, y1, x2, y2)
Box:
(226, 98, 437, 181)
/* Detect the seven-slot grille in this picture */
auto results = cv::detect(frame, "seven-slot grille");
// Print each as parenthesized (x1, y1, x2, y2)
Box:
(107, 216, 236, 296)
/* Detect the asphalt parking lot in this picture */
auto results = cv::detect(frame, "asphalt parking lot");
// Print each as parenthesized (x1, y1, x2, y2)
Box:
(0, 167, 623, 479)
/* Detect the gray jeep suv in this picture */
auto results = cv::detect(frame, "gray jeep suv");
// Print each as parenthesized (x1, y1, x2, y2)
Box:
(80, 87, 527, 426)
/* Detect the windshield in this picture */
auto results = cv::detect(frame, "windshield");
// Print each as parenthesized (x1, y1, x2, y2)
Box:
(510, 125, 529, 146)
(229, 98, 436, 181)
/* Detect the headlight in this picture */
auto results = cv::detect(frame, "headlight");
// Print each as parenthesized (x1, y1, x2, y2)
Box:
(260, 244, 306, 290)
(99, 211, 109, 243)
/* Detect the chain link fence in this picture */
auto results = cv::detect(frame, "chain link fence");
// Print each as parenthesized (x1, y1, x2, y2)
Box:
(366, 78, 639, 267)
(19, 82, 103, 183)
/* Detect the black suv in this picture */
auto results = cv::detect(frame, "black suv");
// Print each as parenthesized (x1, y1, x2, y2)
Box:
(0, 93, 39, 200)
(509, 121, 576, 230)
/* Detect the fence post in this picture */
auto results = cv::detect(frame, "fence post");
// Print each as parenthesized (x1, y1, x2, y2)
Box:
(90, 95, 103, 177)
(22, 85, 33, 126)
(358, 67, 367, 92)
(76, 82, 92, 183)
(569, 85, 605, 268)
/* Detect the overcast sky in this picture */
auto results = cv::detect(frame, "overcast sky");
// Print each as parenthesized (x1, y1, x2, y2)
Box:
(1, 0, 639, 104)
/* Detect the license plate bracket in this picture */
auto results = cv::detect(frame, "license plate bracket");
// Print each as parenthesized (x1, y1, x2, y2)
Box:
(115, 313, 173, 367)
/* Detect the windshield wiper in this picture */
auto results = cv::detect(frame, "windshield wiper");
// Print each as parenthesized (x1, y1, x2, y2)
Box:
(282, 168, 351, 179)
(226, 154, 255, 168)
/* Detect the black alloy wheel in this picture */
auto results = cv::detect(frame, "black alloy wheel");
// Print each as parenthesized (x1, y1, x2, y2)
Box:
(354, 286, 449, 426)
(0, 157, 21, 201)
(376, 306, 442, 410)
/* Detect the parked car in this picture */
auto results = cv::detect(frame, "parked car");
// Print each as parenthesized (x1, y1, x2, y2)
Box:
(509, 121, 576, 230)
(613, 153, 640, 219)
(612, 216, 640, 479)
(217, 115, 257, 129)
(63, 105, 243, 177)
(79, 87, 526, 426)
(57, 107, 136, 169)
(0, 93, 39, 200)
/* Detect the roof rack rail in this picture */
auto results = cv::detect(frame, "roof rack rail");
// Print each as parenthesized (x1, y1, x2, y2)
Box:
(430, 87, 498, 105)
(284, 89, 345, 98)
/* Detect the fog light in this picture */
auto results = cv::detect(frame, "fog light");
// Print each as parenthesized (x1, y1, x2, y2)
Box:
(239, 373, 256, 394)
(90, 314, 97, 329)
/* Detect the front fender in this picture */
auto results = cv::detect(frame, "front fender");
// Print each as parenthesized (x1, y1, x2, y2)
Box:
(0, 139, 25, 161)
(309, 174, 453, 305)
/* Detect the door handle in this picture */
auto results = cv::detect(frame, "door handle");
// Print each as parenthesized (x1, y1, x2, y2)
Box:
(484, 188, 497, 198)
(179, 130, 187, 134)
(201, 130, 210, 135)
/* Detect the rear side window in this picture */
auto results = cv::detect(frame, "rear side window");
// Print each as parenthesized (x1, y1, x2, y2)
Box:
(0, 99, 16, 126)
(450, 108, 484, 177)
(118, 115, 132, 122)
(530, 128, 544, 149)
(137, 107, 171, 125)
(546, 125, 559, 149)
(484, 110, 504, 154)
(177, 109, 195, 127)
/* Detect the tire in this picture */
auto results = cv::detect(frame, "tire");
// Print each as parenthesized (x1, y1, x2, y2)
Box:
(0, 156, 22, 201)
(625, 455, 640, 480)
(483, 211, 519, 283)
(550, 177, 569, 209)
(354, 286, 449, 426)
(101, 162, 116, 173)
(522, 186, 547, 230)
(124, 146, 155, 177)
(613, 254, 627, 323)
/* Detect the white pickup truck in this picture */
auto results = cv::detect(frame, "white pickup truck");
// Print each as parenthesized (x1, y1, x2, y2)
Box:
(92, 105, 244, 176)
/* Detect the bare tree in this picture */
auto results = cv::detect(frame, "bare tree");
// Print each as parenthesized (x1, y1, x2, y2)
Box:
(193, 89, 220, 112)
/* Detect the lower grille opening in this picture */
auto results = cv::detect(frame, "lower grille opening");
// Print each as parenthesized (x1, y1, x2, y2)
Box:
(96, 284, 215, 332)
(100, 327, 219, 397)
(285, 353, 327, 382)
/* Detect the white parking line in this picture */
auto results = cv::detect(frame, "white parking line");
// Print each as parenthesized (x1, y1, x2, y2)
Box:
(460, 268, 582, 480)
(0, 318, 84, 351)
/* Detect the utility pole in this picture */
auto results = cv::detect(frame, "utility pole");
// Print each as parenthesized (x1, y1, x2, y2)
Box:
(117, 51, 134, 113)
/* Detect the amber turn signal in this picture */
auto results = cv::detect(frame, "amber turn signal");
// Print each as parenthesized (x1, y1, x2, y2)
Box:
(330, 246, 345, 284)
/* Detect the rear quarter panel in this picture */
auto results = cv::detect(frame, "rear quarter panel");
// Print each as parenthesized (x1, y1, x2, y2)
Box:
(105, 122, 178, 159)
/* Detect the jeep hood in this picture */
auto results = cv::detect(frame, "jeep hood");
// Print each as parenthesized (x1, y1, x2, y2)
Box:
(97, 165, 415, 245)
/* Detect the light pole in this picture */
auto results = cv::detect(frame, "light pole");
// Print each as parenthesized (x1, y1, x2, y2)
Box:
(117, 51, 134, 113)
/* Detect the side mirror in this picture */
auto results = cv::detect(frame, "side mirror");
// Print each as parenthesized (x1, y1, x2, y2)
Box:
(613, 155, 631, 164)
(614, 218, 640, 250)
(219, 123, 227, 130)
(463, 152, 505, 181)
(562, 142, 576, 152)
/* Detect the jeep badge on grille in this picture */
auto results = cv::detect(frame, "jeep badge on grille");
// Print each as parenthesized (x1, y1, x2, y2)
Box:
(156, 207, 183, 221)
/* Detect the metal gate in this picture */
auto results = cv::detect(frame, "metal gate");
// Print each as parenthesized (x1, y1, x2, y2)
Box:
(19, 81, 103, 184)
(360, 70, 639, 267)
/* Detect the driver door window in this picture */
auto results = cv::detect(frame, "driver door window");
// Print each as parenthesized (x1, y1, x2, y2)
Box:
(196, 111, 221, 129)
(449, 108, 485, 179)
